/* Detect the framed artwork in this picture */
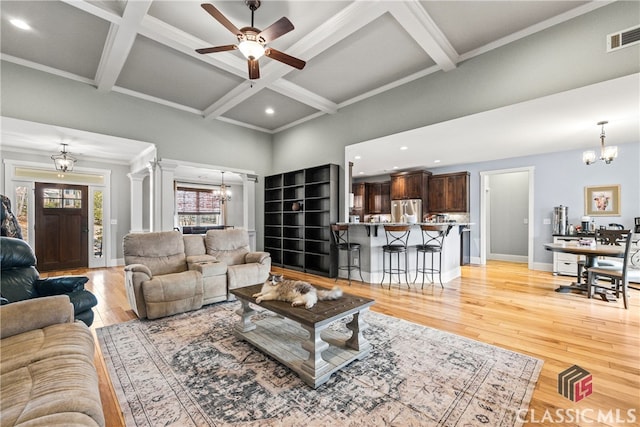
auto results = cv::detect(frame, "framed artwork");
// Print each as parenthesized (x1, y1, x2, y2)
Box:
(584, 184, 621, 216)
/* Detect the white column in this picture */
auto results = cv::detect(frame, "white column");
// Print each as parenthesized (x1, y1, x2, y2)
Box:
(158, 160, 179, 231)
(147, 161, 158, 231)
(127, 171, 146, 233)
(243, 174, 257, 250)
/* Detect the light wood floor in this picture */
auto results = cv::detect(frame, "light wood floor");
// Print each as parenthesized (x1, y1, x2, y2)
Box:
(44, 262, 640, 426)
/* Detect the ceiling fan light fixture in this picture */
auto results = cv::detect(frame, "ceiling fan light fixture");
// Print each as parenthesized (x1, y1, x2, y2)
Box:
(238, 39, 265, 60)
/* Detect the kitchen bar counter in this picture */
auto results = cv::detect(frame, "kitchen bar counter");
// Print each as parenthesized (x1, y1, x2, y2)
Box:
(336, 222, 471, 285)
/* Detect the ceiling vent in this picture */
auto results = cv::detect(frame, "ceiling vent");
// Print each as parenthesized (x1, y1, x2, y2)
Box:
(607, 25, 640, 52)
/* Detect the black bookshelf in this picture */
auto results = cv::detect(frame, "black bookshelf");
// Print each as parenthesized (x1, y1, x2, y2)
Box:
(264, 164, 338, 277)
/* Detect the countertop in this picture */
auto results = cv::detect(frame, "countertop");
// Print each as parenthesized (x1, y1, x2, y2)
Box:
(341, 222, 473, 226)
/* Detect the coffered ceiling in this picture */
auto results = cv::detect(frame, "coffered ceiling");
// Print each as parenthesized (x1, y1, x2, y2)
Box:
(2, 0, 608, 135)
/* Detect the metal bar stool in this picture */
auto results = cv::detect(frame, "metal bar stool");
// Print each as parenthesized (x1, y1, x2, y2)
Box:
(330, 224, 363, 285)
(415, 224, 449, 288)
(381, 224, 411, 289)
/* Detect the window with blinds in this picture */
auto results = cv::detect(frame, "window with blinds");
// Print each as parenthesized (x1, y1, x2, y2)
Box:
(176, 187, 221, 226)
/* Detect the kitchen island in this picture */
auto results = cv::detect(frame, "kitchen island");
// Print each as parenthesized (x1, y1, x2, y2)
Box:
(336, 222, 471, 285)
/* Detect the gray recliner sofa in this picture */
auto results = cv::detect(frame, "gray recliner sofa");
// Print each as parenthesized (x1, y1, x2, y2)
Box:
(123, 229, 270, 319)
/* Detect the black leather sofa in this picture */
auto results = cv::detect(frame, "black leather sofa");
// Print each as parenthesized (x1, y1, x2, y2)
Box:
(0, 236, 98, 326)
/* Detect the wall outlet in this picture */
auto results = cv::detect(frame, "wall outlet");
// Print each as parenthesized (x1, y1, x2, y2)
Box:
(353, 257, 359, 266)
(543, 218, 551, 225)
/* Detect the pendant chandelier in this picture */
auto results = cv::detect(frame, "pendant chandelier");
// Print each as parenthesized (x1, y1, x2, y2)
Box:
(582, 121, 617, 165)
(213, 171, 232, 202)
(51, 143, 77, 172)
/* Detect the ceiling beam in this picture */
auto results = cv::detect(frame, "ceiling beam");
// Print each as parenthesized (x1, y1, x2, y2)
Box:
(94, 1, 153, 92)
(139, 15, 248, 77)
(202, 0, 388, 120)
(387, 1, 458, 71)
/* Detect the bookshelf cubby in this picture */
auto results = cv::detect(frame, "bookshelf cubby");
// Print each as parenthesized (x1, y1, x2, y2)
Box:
(263, 164, 338, 277)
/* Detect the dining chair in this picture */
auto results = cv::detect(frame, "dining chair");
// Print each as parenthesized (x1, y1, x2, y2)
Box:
(576, 228, 630, 283)
(586, 231, 633, 309)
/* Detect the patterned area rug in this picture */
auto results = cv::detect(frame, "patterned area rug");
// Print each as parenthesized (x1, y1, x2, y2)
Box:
(96, 302, 542, 426)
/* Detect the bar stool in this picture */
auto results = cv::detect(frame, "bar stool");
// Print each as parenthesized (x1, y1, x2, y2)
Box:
(330, 224, 363, 285)
(380, 224, 411, 289)
(415, 224, 449, 288)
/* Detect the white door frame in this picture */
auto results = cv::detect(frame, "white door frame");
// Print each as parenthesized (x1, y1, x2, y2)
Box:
(480, 166, 534, 269)
(3, 159, 112, 268)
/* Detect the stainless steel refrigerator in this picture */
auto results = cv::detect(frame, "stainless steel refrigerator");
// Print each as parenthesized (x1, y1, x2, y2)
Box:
(390, 199, 422, 223)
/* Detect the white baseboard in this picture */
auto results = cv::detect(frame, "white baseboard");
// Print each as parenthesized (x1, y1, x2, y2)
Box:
(488, 253, 528, 263)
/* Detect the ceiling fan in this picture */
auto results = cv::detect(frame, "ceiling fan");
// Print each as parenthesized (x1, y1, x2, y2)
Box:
(196, 1, 306, 80)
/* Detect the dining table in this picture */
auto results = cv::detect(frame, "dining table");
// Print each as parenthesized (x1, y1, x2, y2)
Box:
(544, 241, 625, 301)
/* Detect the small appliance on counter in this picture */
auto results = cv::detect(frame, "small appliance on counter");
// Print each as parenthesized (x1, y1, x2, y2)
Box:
(391, 199, 422, 223)
(553, 205, 568, 235)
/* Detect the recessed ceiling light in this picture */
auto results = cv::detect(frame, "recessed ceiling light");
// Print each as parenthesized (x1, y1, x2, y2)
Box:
(400, 146, 408, 150)
(359, 171, 364, 175)
(265, 107, 274, 115)
(10, 19, 31, 31)
(434, 159, 441, 163)
(354, 155, 361, 160)
(392, 166, 399, 169)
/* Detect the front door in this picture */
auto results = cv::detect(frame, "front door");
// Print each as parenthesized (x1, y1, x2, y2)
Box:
(35, 183, 88, 271)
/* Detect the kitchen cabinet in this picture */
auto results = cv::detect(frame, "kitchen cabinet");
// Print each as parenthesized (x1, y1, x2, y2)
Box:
(366, 182, 390, 214)
(350, 182, 366, 221)
(390, 171, 431, 201)
(552, 235, 594, 276)
(264, 164, 339, 277)
(428, 172, 470, 213)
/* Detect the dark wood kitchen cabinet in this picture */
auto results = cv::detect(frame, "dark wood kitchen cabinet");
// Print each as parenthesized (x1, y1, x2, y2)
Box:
(366, 182, 390, 214)
(350, 182, 366, 221)
(390, 171, 431, 201)
(428, 172, 470, 213)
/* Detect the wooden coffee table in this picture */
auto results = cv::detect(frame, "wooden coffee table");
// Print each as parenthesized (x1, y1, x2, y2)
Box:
(230, 284, 375, 388)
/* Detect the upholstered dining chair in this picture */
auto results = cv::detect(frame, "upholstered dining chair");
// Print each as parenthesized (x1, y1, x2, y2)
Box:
(586, 231, 633, 309)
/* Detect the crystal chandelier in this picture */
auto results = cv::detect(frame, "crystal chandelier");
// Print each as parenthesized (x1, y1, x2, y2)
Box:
(51, 143, 77, 172)
(583, 121, 617, 165)
(213, 171, 232, 202)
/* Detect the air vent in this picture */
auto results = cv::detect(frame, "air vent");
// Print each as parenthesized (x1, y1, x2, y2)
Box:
(607, 25, 640, 52)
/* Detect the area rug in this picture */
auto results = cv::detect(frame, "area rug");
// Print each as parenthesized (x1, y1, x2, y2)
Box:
(96, 302, 542, 426)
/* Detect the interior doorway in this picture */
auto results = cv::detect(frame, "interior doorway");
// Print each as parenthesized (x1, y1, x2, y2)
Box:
(35, 182, 88, 271)
(480, 167, 534, 269)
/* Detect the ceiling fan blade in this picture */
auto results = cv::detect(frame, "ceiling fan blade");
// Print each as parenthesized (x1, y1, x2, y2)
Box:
(196, 44, 238, 54)
(265, 48, 306, 70)
(257, 17, 294, 44)
(248, 59, 260, 80)
(201, 3, 241, 35)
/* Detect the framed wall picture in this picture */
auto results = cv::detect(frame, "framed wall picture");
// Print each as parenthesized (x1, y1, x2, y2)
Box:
(584, 184, 621, 216)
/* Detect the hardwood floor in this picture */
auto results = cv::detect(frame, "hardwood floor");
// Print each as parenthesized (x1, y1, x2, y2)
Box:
(44, 262, 640, 426)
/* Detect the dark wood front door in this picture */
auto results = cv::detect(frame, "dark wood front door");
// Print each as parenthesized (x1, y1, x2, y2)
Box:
(35, 183, 88, 271)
